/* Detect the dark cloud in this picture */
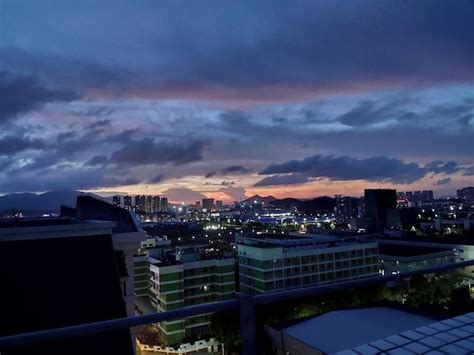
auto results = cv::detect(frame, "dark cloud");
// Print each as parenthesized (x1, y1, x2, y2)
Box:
(149, 174, 165, 184)
(463, 166, 474, 176)
(57, 131, 76, 142)
(336, 96, 474, 128)
(88, 119, 111, 130)
(257, 155, 469, 186)
(337, 98, 410, 127)
(221, 181, 235, 186)
(205, 171, 217, 178)
(254, 173, 309, 187)
(86, 155, 109, 167)
(74, 106, 117, 117)
(3, 2, 474, 97)
(0, 71, 78, 124)
(425, 161, 460, 175)
(0, 134, 45, 155)
(110, 138, 208, 166)
(0, 167, 140, 193)
(436, 177, 452, 185)
(222, 165, 251, 175)
(0, 2, 473, 194)
(205, 165, 251, 179)
(105, 129, 140, 144)
(0, 157, 15, 170)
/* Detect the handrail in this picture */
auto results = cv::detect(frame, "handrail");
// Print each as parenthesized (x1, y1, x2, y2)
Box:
(0, 299, 239, 349)
(1, 259, 473, 353)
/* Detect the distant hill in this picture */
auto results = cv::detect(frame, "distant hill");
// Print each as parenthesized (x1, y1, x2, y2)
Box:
(242, 194, 277, 204)
(269, 196, 335, 213)
(242, 194, 335, 213)
(0, 189, 103, 215)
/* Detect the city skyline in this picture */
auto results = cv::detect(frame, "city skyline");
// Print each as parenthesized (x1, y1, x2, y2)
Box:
(1, 1, 474, 202)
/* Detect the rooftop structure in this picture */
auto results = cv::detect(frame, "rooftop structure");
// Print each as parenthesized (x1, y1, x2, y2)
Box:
(60, 195, 145, 317)
(267, 306, 437, 354)
(0, 216, 134, 355)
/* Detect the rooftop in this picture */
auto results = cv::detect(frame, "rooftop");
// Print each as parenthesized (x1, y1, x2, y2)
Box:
(379, 243, 453, 257)
(281, 306, 435, 354)
(0, 217, 74, 229)
(342, 312, 474, 354)
(237, 233, 375, 249)
(64, 195, 139, 234)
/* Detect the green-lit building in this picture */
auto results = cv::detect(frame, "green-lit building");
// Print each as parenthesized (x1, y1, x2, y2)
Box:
(133, 236, 172, 297)
(238, 234, 379, 294)
(148, 244, 235, 345)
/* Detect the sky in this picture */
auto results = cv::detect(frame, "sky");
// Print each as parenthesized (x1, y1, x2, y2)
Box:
(1, 1, 474, 203)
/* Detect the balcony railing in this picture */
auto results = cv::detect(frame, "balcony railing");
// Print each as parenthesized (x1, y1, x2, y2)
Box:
(1, 259, 474, 355)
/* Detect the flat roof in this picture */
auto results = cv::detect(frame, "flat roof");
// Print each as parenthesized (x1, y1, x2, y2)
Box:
(282, 307, 434, 353)
(0, 220, 115, 242)
(379, 243, 452, 257)
(0, 217, 74, 229)
(237, 234, 376, 249)
(344, 312, 474, 354)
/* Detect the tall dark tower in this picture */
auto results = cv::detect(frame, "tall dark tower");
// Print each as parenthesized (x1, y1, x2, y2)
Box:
(364, 189, 397, 231)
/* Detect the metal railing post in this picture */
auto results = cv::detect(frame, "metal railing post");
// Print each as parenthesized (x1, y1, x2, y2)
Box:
(237, 293, 257, 355)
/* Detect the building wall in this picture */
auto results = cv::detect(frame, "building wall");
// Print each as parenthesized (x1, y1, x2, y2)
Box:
(238, 242, 379, 294)
(134, 237, 172, 297)
(379, 239, 474, 278)
(134, 254, 149, 297)
(112, 229, 146, 317)
(379, 250, 456, 275)
(149, 258, 235, 346)
(364, 189, 397, 231)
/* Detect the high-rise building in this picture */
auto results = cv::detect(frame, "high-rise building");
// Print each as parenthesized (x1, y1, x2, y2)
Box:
(135, 195, 146, 212)
(145, 195, 153, 214)
(421, 190, 434, 202)
(152, 195, 160, 213)
(237, 234, 379, 294)
(112, 195, 121, 207)
(160, 197, 168, 212)
(148, 244, 235, 345)
(457, 187, 474, 202)
(413, 191, 422, 203)
(202, 198, 215, 211)
(216, 200, 223, 210)
(335, 195, 360, 224)
(124, 195, 132, 210)
(364, 189, 397, 231)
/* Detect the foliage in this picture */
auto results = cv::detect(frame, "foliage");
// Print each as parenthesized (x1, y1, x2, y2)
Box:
(406, 273, 460, 307)
(210, 310, 240, 352)
(449, 286, 474, 315)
